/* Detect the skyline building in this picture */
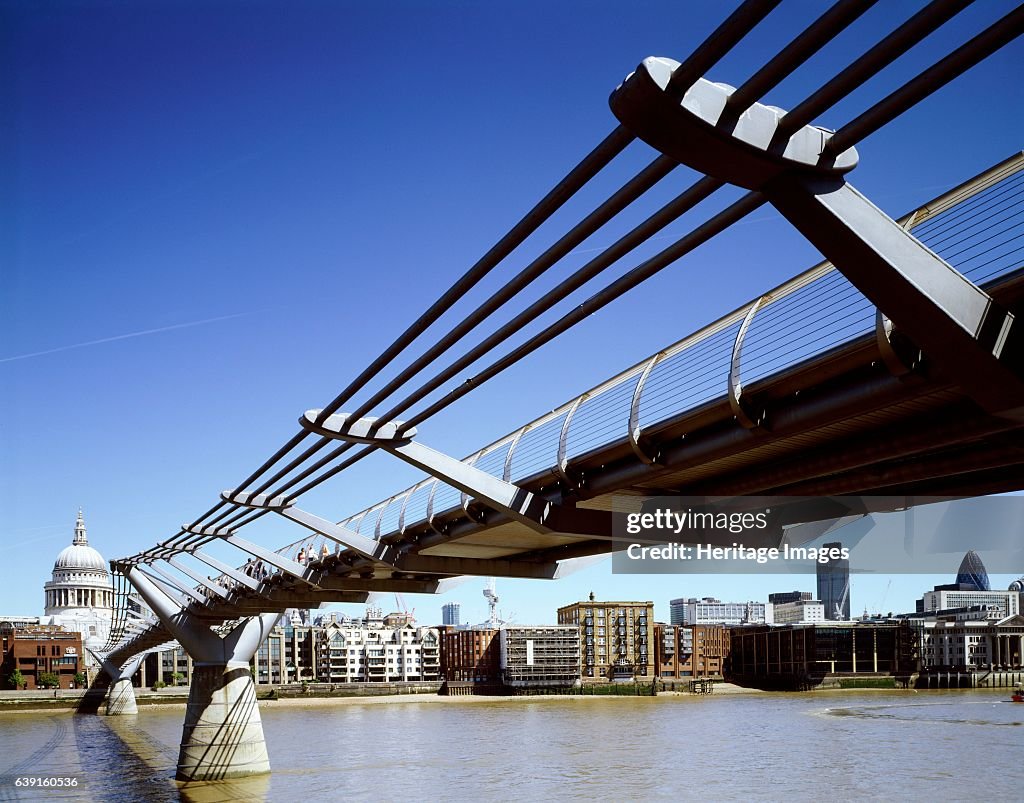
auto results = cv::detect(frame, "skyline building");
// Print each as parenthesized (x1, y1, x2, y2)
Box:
(816, 541, 851, 620)
(768, 591, 812, 605)
(655, 623, 729, 680)
(1, 622, 84, 690)
(772, 599, 826, 625)
(670, 597, 771, 626)
(441, 627, 501, 688)
(916, 608, 1024, 670)
(669, 598, 687, 626)
(913, 551, 1010, 617)
(442, 602, 461, 626)
(919, 589, 1020, 619)
(955, 550, 991, 592)
(499, 626, 580, 689)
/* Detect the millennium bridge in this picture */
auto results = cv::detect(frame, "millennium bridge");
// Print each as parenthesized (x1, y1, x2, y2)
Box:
(89, 0, 1024, 781)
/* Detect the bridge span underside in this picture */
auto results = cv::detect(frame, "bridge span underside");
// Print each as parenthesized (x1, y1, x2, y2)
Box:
(177, 261, 1024, 621)
(95, 0, 1024, 784)
(250, 155, 1024, 609)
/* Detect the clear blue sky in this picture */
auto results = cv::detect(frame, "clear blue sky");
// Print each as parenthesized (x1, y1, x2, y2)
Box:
(3, 1, 1023, 627)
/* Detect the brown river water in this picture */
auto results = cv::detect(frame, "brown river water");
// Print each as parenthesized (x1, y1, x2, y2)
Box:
(0, 689, 1022, 801)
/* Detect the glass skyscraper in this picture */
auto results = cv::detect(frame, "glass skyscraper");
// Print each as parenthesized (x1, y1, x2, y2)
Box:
(442, 602, 461, 626)
(955, 550, 990, 591)
(816, 542, 850, 620)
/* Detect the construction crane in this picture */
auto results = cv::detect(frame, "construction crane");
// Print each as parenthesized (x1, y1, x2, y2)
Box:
(877, 579, 892, 617)
(393, 593, 416, 625)
(483, 578, 499, 626)
(834, 578, 850, 621)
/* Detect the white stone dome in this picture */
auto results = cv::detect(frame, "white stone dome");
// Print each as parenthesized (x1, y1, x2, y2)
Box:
(53, 542, 108, 572)
(51, 509, 109, 574)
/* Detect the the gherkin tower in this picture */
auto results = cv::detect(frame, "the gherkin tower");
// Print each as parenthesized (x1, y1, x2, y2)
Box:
(955, 550, 990, 592)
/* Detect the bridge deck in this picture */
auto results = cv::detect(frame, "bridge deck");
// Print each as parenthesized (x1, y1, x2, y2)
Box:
(302, 155, 1024, 556)
(155, 153, 1024, 624)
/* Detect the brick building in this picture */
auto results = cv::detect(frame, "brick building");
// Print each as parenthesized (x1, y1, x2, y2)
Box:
(557, 597, 654, 681)
(441, 627, 501, 684)
(1, 622, 84, 690)
(655, 623, 729, 679)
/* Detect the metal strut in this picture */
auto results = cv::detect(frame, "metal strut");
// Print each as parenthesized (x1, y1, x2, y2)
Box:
(297, 410, 629, 542)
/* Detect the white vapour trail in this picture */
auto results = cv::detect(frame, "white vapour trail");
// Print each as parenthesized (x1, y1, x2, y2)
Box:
(0, 312, 248, 364)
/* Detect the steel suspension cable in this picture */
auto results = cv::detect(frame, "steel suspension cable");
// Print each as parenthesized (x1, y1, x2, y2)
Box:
(399, 193, 767, 431)
(185, 124, 636, 530)
(776, 0, 974, 138)
(188, 6, 930, 511)
(723, 0, 879, 116)
(824, 4, 1024, 156)
(130, 2, 834, 551)
(278, 192, 768, 507)
(667, 0, 784, 96)
(312, 125, 636, 428)
(343, 156, 679, 428)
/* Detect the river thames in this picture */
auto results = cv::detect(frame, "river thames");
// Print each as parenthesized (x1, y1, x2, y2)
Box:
(1, 689, 1022, 801)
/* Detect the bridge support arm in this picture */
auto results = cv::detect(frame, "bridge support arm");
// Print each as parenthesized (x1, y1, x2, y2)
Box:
(764, 175, 1024, 418)
(277, 505, 395, 564)
(217, 494, 567, 578)
(384, 439, 554, 532)
(299, 410, 624, 539)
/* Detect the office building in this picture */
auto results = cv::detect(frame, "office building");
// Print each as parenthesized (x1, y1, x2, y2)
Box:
(768, 591, 812, 605)
(915, 609, 1024, 669)
(441, 627, 501, 686)
(670, 597, 771, 626)
(955, 550, 990, 591)
(442, 602, 461, 626)
(919, 589, 1019, 619)
(772, 600, 826, 625)
(153, 646, 193, 687)
(729, 622, 918, 687)
(255, 617, 316, 685)
(816, 542, 850, 620)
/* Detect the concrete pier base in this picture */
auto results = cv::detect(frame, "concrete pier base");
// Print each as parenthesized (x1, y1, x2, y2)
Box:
(177, 663, 270, 781)
(106, 677, 139, 715)
(121, 567, 279, 780)
(99, 654, 143, 716)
